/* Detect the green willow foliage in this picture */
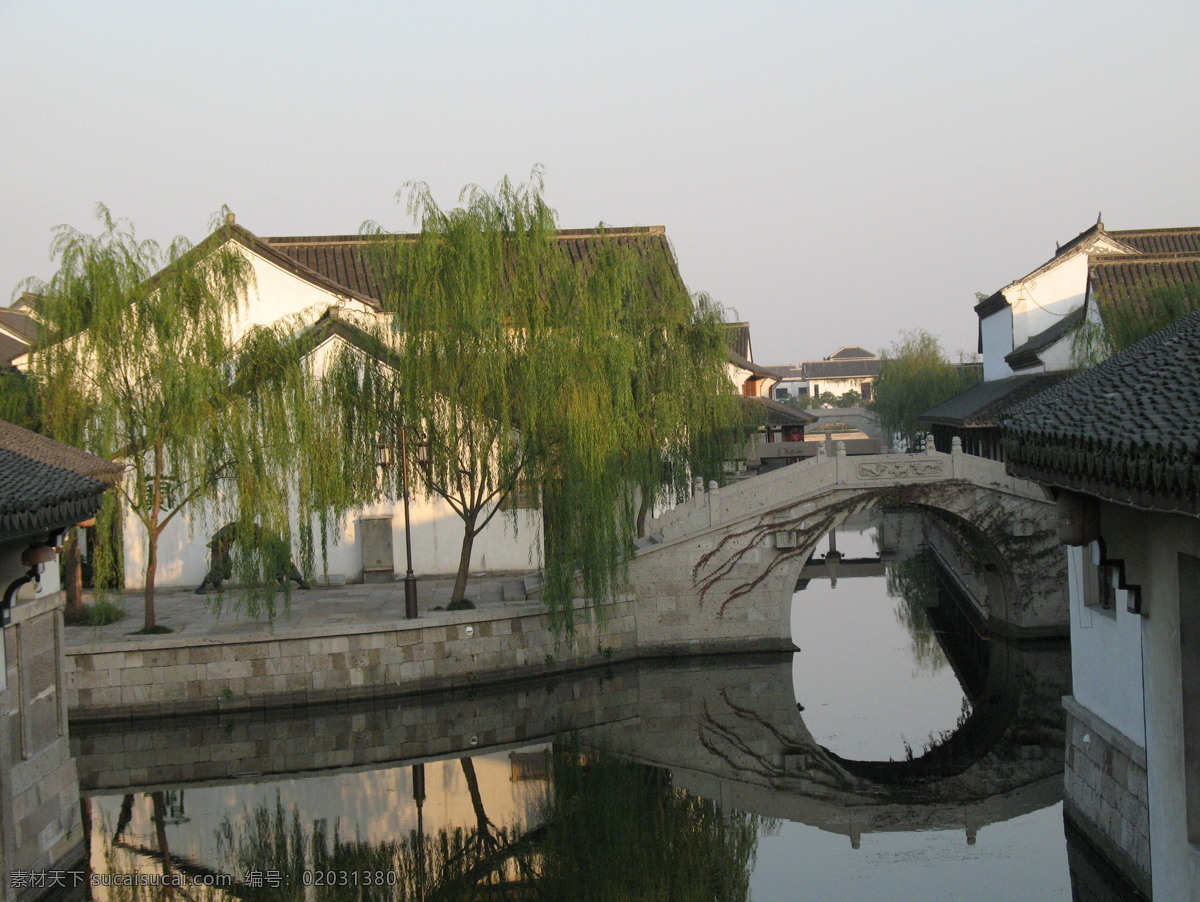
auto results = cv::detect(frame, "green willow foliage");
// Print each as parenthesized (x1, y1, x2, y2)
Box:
(887, 549, 948, 677)
(27, 206, 323, 630)
(872, 330, 979, 450)
(0, 367, 39, 430)
(534, 739, 766, 901)
(201, 744, 764, 902)
(328, 171, 741, 634)
(1072, 279, 1200, 367)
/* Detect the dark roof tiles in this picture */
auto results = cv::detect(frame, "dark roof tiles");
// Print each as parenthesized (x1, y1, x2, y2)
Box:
(1002, 309, 1200, 515)
(0, 307, 37, 343)
(0, 421, 122, 540)
(260, 227, 674, 310)
(723, 322, 752, 360)
(1089, 254, 1200, 320)
(828, 346, 874, 360)
(921, 373, 1068, 428)
(1109, 228, 1200, 256)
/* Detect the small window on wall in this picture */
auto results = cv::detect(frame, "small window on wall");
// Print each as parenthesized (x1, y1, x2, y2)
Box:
(499, 479, 541, 511)
(1082, 540, 1118, 614)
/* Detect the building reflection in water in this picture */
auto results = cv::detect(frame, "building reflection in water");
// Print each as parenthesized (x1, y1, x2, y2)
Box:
(72, 510, 1125, 900)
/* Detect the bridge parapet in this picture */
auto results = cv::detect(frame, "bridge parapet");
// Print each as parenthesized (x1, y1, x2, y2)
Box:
(630, 438, 1065, 645)
(647, 440, 1048, 545)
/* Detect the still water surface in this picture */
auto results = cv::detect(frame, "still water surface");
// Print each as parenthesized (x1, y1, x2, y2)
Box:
(77, 512, 1088, 900)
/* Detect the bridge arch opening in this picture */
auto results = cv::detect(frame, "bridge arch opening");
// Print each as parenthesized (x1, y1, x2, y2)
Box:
(789, 505, 1024, 773)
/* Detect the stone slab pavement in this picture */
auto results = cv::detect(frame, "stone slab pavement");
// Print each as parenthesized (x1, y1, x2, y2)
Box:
(64, 571, 539, 650)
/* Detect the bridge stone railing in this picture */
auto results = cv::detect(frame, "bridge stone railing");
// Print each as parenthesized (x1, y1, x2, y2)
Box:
(645, 437, 1047, 545)
(631, 436, 1064, 644)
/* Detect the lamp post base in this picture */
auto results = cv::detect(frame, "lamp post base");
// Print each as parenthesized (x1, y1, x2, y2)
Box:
(404, 573, 419, 619)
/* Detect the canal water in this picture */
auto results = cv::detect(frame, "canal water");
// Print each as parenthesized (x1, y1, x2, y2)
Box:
(71, 509, 1133, 900)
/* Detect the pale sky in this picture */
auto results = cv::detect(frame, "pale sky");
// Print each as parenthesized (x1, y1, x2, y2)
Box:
(3, 0, 1198, 366)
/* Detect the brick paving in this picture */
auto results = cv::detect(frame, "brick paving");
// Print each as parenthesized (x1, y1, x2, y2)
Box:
(64, 571, 539, 649)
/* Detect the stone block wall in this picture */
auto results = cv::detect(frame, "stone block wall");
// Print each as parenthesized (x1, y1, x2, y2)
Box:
(1063, 695, 1151, 898)
(1, 595, 85, 902)
(73, 665, 643, 792)
(66, 600, 639, 722)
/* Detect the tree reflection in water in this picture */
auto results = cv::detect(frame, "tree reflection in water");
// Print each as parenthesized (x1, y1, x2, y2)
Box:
(88, 742, 771, 901)
(888, 549, 952, 678)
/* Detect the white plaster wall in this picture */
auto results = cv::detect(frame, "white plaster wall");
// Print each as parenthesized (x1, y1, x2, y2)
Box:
(772, 378, 806, 399)
(229, 245, 377, 344)
(727, 362, 750, 393)
(808, 376, 871, 398)
(123, 494, 543, 590)
(1037, 335, 1075, 373)
(1006, 251, 1091, 346)
(980, 308, 1015, 381)
(1066, 543, 1145, 746)
(1092, 505, 1200, 901)
(1115, 510, 1200, 901)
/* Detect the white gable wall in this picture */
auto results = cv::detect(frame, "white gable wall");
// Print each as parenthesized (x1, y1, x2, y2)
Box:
(231, 244, 377, 344)
(981, 236, 1134, 382)
(980, 307, 1014, 381)
(1004, 249, 1094, 350)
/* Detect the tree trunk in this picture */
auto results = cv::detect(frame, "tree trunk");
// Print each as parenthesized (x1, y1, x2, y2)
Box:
(79, 797, 94, 886)
(62, 529, 84, 620)
(450, 512, 479, 605)
(113, 793, 134, 843)
(151, 791, 174, 879)
(460, 757, 495, 848)
(143, 534, 158, 632)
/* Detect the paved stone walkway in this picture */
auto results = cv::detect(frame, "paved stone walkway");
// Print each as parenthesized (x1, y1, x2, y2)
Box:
(64, 572, 539, 649)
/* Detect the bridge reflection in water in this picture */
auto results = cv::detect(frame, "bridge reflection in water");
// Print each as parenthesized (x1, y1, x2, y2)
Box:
(74, 509, 1085, 900)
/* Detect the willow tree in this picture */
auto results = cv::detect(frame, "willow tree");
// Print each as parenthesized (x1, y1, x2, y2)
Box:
(872, 330, 978, 450)
(1072, 278, 1200, 366)
(335, 170, 740, 633)
(27, 206, 315, 632)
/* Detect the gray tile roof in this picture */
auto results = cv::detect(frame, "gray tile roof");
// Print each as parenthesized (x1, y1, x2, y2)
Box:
(1002, 309, 1200, 516)
(0, 306, 36, 365)
(727, 349, 776, 379)
(1089, 253, 1200, 321)
(723, 322, 752, 360)
(921, 373, 1067, 428)
(828, 346, 874, 360)
(741, 396, 816, 425)
(0, 420, 123, 540)
(764, 364, 804, 380)
(1109, 227, 1200, 255)
(260, 226, 678, 309)
(0, 332, 27, 367)
(0, 306, 36, 343)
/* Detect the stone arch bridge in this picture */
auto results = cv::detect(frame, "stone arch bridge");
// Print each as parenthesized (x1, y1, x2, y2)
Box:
(628, 441, 1067, 649)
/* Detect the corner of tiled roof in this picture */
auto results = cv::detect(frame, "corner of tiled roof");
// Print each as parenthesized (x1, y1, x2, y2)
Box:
(1002, 309, 1200, 515)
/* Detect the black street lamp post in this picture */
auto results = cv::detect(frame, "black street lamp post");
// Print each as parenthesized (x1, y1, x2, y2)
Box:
(380, 427, 428, 620)
(400, 426, 419, 619)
